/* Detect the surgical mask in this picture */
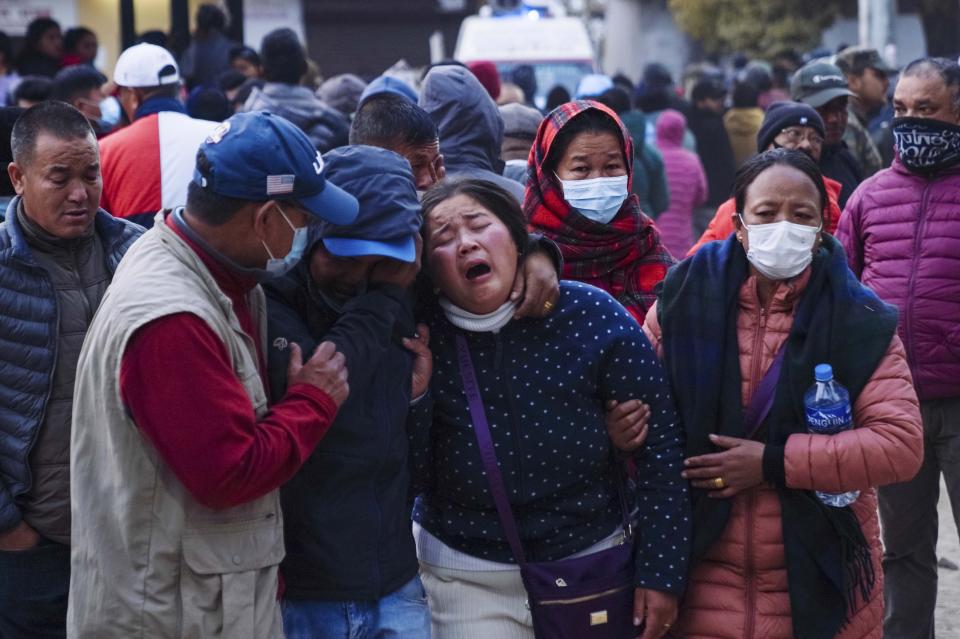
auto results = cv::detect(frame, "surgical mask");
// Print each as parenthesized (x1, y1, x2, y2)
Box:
(557, 174, 629, 224)
(98, 96, 122, 127)
(739, 215, 820, 280)
(893, 116, 960, 175)
(262, 204, 308, 278)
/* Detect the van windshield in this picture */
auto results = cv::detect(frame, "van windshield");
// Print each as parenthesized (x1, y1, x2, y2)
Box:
(495, 61, 594, 110)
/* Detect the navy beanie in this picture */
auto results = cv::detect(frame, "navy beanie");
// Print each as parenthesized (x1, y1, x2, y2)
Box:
(756, 101, 826, 152)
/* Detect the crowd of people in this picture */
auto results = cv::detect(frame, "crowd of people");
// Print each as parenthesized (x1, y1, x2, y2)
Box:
(0, 4, 958, 639)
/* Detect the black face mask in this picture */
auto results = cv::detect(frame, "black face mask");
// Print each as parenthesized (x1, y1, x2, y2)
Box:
(893, 116, 960, 175)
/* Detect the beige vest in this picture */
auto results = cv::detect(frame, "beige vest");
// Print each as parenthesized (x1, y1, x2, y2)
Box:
(68, 213, 284, 639)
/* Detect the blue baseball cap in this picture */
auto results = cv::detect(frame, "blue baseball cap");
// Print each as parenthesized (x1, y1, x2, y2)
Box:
(319, 145, 421, 263)
(358, 75, 418, 107)
(192, 111, 359, 225)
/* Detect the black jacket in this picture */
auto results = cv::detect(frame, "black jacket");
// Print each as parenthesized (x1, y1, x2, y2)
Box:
(820, 142, 863, 209)
(687, 107, 737, 206)
(265, 263, 419, 601)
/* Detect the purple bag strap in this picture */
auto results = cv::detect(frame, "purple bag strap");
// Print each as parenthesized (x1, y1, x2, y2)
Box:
(455, 334, 529, 565)
(742, 343, 787, 440)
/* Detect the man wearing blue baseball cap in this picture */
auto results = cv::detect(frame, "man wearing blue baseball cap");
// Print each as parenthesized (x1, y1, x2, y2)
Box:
(264, 144, 431, 638)
(68, 111, 358, 638)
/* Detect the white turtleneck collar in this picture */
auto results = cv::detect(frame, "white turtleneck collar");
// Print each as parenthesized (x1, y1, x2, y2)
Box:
(439, 297, 518, 333)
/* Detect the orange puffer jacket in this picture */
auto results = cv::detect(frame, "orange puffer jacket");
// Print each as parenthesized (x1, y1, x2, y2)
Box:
(644, 269, 923, 639)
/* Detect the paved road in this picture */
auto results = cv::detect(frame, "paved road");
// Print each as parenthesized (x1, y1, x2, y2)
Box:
(935, 479, 959, 637)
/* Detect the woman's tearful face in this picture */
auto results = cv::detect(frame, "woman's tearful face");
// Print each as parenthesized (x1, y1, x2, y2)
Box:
(425, 193, 519, 314)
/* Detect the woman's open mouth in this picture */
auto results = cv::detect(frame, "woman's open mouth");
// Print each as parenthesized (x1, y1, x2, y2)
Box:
(464, 262, 492, 282)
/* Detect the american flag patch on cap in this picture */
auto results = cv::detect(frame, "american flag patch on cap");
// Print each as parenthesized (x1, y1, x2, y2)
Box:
(266, 174, 295, 195)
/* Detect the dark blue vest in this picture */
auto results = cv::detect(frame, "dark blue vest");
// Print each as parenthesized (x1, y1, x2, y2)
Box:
(0, 197, 142, 532)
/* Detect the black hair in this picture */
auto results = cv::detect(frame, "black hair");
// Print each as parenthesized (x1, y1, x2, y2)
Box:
(420, 177, 529, 258)
(134, 83, 180, 101)
(731, 79, 759, 108)
(187, 87, 230, 122)
(0, 31, 12, 68)
(52, 65, 105, 103)
(217, 68, 247, 92)
(901, 57, 960, 111)
(349, 93, 438, 148)
(186, 149, 250, 226)
(229, 45, 261, 67)
(611, 73, 634, 95)
(545, 85, 571, 112)
(744, 66, 772, 93)
(196, 4, 227, 33)
(733, 148, 827, 218)
(13, 76, 53, 105)
(17, 17, 60, 64)
(136, 30, 168, 48)
(64, 27, 95, 54)
(0, 107, 25, 196)
(642, 63, 673, 91)
(544, 106, 625, 173)
(510, 64, 538, 101)
(774, 48, 803, 70)
(231, 78, 263, 108)
(691, 77, 726, 104)
(771, 65, 791, 90)
(260, 28, 306, 85)
(10, 101, 94, 166)
(595, 87, 632, 115)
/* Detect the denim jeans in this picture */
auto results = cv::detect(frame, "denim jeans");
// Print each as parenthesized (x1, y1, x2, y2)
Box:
(0, 538, 70, 639)
(282, 575, 431, 639)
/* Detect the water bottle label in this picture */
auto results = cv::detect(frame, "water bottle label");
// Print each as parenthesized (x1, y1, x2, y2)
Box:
(805, 404, 852, 434)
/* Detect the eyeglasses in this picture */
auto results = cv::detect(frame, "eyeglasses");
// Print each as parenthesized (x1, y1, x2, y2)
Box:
(777, 127, 825, 147)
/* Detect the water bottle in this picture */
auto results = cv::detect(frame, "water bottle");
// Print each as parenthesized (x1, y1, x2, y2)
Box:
(802, 364, 859, 507)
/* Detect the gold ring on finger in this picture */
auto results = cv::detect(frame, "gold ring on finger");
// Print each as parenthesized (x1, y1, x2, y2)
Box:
(712, 477, 725, 489)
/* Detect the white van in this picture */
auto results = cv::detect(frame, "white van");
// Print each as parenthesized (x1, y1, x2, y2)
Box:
(454, 15, 596, 110)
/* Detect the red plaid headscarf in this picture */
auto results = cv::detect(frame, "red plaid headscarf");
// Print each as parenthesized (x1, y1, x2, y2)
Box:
(524, 100, 676, 324)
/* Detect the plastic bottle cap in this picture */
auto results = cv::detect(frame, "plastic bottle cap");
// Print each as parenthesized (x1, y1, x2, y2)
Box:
(814, 363, 833, 382)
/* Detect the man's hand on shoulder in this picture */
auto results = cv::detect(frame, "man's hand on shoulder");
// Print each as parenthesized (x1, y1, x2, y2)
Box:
(287, 341, 349, 407)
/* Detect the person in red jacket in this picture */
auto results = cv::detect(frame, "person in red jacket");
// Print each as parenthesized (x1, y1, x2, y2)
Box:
(837, 56, 960, 639)
(689, 102, 841, 256)
(99, 43, 218, 227)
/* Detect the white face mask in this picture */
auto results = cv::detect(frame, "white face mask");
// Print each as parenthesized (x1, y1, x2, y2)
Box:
(739, 215, 821, 280)
(557, 174, 629, 224)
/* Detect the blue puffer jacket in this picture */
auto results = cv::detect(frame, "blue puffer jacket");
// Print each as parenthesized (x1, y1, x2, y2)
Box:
(0, 197, 143, 533)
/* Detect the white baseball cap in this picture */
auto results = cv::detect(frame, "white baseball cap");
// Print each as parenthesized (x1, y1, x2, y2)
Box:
(114, 43, 180, 88)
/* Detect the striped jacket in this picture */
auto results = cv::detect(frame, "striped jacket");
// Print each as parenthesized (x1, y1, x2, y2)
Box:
(99, 111, 217, 227)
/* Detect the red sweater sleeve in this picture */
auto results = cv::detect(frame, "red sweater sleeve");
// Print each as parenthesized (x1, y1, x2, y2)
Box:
(120, 312, 338, 510)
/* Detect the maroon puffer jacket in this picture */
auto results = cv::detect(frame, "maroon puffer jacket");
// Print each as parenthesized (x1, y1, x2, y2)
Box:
(836, 158, 960, 401)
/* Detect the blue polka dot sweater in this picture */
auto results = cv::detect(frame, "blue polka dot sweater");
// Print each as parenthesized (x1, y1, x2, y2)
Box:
(409, 281, 691, 594)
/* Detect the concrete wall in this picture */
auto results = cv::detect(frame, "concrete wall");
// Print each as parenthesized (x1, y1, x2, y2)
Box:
(602, 0, 690, 85)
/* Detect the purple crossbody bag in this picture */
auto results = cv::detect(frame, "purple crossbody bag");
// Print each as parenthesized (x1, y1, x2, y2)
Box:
(455, 334, 636, 638)
(743, 345, 787, 439)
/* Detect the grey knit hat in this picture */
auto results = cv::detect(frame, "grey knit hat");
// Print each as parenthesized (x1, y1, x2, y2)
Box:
(317, 74, 368, 116)
(499, 102, 543, 140)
